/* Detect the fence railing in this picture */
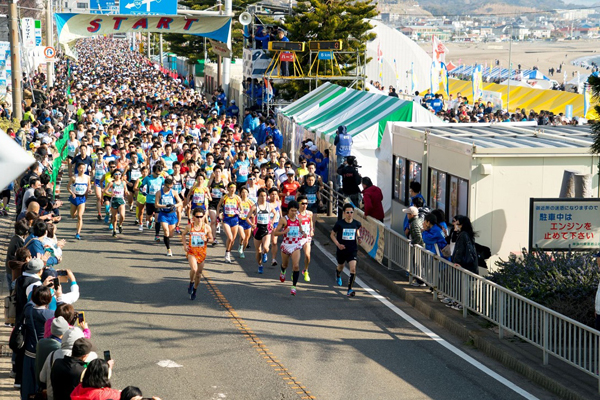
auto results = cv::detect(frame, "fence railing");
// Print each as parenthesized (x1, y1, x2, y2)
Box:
(320, 182, 600, 392)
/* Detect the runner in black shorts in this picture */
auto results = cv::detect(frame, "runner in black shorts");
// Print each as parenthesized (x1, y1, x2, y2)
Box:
(330, 203, 362, 297)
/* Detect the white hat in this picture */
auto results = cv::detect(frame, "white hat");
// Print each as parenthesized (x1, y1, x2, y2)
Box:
(309, 145, 318, 151)
(230, 100, 235, 104)
(41, 136, 52, 144)
(306, 141, 313, 147)
(402, 206, 419, 215)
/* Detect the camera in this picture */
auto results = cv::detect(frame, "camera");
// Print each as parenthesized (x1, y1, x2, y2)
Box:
(345, 156, 361, 168)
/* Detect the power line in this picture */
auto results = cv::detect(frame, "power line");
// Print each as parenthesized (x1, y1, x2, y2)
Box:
(377, 4, 600, 18)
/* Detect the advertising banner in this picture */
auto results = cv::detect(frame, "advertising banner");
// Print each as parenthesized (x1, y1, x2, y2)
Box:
(243, 49, 271, 79)
(355, 209, 385, 263)
(55, 13, 231, 51)
(529, 198, 600, 251)
(22, 18, 36, 47)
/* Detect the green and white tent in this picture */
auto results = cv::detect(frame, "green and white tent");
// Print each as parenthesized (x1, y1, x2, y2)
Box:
(278, 82, 441, 152)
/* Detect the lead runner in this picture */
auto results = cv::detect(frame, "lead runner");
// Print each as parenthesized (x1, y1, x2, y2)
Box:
(330, 203, 362, 297)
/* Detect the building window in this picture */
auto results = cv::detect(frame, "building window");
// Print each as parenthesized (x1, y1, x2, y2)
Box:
(77, 2, 87, 8)
(392, 156, 406, 203)
(428, 169, 469, 223)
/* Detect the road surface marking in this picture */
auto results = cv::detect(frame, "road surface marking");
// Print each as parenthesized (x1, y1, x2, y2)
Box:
(313, 240, 539, 400)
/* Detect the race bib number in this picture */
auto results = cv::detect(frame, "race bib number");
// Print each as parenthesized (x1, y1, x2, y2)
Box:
(113, 186, 124, 198)
(74, 185, 87, 195)
(149, 181, 161, 193)
(302, 222, 311, 234)
(193, 193, 205, 204)
(173, 183, 183, 193)
(186, 178, 196, 188)
(307, 194, 317, 204)
(239, 165, 249, 176)
(257, 213, 269, 225)
(190, 232, 205, 248)
(130, 170, 142, 180)
(224, 203, 236, 215)
(285, 195, 294, 203)
(287, 225, 300, 238)
(212, 188, 223, 198)
(342, 229, 356, 241)
(95, 169, 104, 179)
(162, 195, 174, 205)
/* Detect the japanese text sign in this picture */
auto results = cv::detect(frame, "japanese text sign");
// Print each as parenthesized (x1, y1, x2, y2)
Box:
(529, 198, 600, 251)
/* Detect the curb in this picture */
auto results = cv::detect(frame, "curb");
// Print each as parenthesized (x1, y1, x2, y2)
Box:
(315, 216, 596, 400)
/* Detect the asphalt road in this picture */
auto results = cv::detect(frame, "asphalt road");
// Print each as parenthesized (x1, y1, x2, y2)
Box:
(54, 201, 558, 400)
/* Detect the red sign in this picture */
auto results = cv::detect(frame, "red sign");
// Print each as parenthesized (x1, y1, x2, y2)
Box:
(280, 53, 295, 62)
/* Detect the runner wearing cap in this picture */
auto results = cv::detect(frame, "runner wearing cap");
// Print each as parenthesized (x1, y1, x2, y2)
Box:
(181, 207, 213, 300)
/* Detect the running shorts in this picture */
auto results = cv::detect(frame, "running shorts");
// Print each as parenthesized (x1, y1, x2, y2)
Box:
(336, 250, 357, 265)
(239, 218, 251, 230)
(157, 211, 178, 225)
(223, 215, 239, 227)
(69, 195, 86, 206)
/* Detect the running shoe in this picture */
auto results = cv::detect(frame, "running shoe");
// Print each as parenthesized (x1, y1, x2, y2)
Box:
(279, 270, 286, 282)
(150, 219, 155, 229)
(118, 225, 123, 234)
(112, 230, 117, 237)
(225, 253, 231, 263)
(347, 289, 356, 297)
(238, 245, 243, 255)
(258, 265, 264, 274)
(167, 250, 173, 257)
(146, 221, 150, 229)
(75, 234, 81, 240)
(191, 288, 197, 301)
(212, 239, 218, 247)
(450, 303, 463, 311)
(336, 275, 343, 287)
(290, 286, 297, 296)
(129, 204, 134, 212)
(271, 260, 278, 267)
(104, 215, 109, 224)
(303, 269, 311, 282)
(109, 223, 114, 230)
(262, 253, 268, 264)
(97, 214, 102, 221)
(188, 282, 194, 295)
(216, 224, 221, 234)
(138, 224, 144, 231)
(175, 226, 182, 235)
(154, 235, 161, 242)
(240, 251, 245, 259)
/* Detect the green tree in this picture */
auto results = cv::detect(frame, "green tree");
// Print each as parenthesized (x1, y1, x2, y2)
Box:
(280, 0, 377, 99)
(589, 75, 600, 161)
(163, 0, 257, 64)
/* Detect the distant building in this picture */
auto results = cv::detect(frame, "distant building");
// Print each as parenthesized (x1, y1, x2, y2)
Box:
(65, 0, 90, 12)
(0, 15, 8, 43)
(398, 25, 452, 41)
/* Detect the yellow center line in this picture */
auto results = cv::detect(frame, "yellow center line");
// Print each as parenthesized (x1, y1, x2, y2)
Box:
(203, 271, 316, 400)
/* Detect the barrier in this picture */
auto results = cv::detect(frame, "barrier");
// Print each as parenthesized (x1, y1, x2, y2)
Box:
(320, 181, 600, 391)
(50, 123, 75, 197)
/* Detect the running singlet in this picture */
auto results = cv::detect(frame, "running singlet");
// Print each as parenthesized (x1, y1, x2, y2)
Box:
(72, 177, 88, 196)
(112, 182, 125, 199)
(211, 183, 224, 200)
(129, 166, 142, 181)
(172, 177, 183, 194)
(282, 216, 301, 245)
(256, 204, 270, 226)
(160, 188, 175, 211)
(190, 229, 207, 248)
(281, 181, 300, 207)
(299, 212, 312, 235)
(142, 176, 165, 204)
(191, 187, 206, 208)
(239, 200, 252, 220)
(185, 175, 197, 190)
(94, 161, 106, 180)
(223, 195, 239, 217)
(67, 141, 78, 157)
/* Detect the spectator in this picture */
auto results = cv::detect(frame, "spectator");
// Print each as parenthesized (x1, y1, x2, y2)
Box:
(39, 327, 86, 399)
(317, 149, 330, 184)
(35, 316, 69, 387)
(6, 220, 30, 292)
(333, 125, 352, 189)
(361, 177, 384, 222)
(451, 215, 478, 274)
(25, 220, 59, 267)
(51, 338, 97, 400)
(276, 29, 290, 76)
(22, 286, 54, 400)
(336, 156, 361, 208)
(43, 302, 91, 339)
(422, 214, 449, 257)
(403, 206, 424, 247)
(70, 359, 120, 400)
(388, 86, 399, 98)
(120, 386, 162, 400)
(403, 181, 426, 237)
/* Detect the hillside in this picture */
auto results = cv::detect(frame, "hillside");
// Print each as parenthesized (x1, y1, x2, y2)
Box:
(417, 0, 567, 15)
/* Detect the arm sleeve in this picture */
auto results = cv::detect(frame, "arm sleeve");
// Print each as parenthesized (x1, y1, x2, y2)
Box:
(57, 283, 80, 304)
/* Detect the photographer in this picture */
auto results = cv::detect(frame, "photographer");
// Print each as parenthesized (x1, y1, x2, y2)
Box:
(334, 125, 352, 189)
(336, 156, 362, 210)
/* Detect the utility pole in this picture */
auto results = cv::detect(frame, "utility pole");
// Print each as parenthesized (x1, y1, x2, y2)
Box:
(46, 0, 54, 87)
(146, 32, 150, 59)
(222, 0, 232, 96)
(159, 33, 163, 66)
(9, 0, 22, 121)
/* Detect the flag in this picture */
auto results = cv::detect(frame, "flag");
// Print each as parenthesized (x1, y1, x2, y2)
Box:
(432, 35, 449, 64)
(377, 43, 383, 83)
(430, 61, 440, 95)
(264, 77, 273, 98)
(440, 62, 449, 96)
(472, 64, 483, 100)
(393, 59, 398, 80)
(584, 82, 591, 118)
(411, 62, 418, 93)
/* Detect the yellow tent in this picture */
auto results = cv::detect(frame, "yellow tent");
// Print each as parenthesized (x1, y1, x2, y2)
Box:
(435, 78, 597, 119)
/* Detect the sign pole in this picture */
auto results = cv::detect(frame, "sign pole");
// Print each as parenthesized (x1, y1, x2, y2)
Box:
(46, 0, 54, 87)
(147, 32, 150, 59)
(159, 33, 163, 66)
(222, 0, 232, 96)
(9, 0, 22, 121)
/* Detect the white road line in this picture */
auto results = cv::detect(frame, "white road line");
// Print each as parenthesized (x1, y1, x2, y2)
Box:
(313, 240, 539, 400)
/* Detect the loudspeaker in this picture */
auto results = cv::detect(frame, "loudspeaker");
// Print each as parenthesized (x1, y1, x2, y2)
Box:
(239, 12, 252, 26)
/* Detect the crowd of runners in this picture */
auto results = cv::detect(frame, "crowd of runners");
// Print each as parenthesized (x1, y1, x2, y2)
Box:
(1, 36, 370, 399)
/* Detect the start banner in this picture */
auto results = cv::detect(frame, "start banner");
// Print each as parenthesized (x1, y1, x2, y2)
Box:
(55, 13, 231, 52)
(354, 209, 385, 263)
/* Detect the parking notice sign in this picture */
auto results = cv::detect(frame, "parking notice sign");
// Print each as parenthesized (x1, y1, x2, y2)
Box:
(44, 46, 56, 61)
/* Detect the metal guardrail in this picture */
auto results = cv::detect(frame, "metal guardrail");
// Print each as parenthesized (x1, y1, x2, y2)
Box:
(320, 182, 600, 391)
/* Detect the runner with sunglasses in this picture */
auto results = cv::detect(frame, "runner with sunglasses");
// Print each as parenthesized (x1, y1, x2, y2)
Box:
(247, 188, 276, 274)
(103, 169, 129, 237)
(331, 203, 362, 297)
(268, 187, 281, 266)
(273, 200, 307, 296)
(181, 208, 213, 300)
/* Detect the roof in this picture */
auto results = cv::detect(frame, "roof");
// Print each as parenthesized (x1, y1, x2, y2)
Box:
(404, 124, 595, 154)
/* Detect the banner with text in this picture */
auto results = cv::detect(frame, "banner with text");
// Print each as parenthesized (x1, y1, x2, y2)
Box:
(529, 198, 600, 251)
(355, 209, 386, 263)
(55, 13, 231, 52)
